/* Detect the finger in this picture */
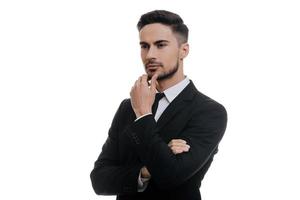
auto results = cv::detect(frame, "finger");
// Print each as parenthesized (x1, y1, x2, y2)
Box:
(169, 145, 190, 153)
(138, 76, 143, 83)
(136, 77, 142, 87)
(174, 139, 187, 144)
(168, 141, 189, 147)
(170, 147, 183, 154)
(168, 139, 187, 146)
(171, 148, 188, 155)
(138, 75, 143, 82)
(171, 146, 190, 154)
(141, 75, 148, 85)
(134, 79, 139, 86)
(171, 146, 187, 151)
(150, 74, 158, 92)
(170, 143, 190, 149)
(172, 149, 183, 155)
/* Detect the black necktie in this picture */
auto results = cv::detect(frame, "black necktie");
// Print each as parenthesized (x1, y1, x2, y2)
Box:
(152, 92, 165, 116)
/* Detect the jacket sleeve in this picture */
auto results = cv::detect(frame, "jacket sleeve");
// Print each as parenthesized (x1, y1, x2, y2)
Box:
(124, 100, 227, 190)
(90, 100, 143, 195)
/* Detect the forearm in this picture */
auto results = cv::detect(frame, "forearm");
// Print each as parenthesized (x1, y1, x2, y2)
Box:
(90, 162, 142, 195)
(125, 103, 227, 189)
(126, 116, 187, 188)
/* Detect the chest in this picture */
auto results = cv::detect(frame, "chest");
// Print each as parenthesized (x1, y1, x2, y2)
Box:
(117, 106, 194, 163)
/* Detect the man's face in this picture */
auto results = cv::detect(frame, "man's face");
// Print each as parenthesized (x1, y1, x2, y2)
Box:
(139, 23, 181, 81)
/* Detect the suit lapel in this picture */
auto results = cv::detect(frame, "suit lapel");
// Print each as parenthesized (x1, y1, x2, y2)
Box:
(156, 81, 197, 130)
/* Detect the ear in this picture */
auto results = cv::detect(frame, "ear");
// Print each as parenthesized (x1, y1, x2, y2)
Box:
(179, 43, 189, 60)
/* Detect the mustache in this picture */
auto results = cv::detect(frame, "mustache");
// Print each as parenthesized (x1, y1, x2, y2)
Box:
(145, 61, 163, 67)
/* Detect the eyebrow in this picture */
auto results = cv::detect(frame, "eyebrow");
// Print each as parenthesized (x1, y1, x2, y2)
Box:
(139, 40, 170, 46)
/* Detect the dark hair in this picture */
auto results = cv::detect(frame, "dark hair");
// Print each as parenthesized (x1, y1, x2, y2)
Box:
(137, 10, 189, 44)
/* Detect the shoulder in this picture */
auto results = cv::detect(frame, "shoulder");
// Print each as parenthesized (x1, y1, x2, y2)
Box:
(187, 89, 228, 137)
(119, 98, 132, 110)
(196, 91, 226, 112)
(115, 98, 135, 118)
(189, 83, 227, 119)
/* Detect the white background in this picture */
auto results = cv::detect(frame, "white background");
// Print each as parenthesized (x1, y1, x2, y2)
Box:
(1, 0, 300, 199)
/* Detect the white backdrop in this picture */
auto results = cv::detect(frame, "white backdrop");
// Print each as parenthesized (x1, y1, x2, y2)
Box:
(1, 0, 300, 199)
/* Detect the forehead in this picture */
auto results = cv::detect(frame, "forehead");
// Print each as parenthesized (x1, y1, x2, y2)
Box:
(139, 23, 176, 43)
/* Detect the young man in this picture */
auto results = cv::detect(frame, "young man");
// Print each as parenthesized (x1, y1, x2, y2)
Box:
(90, 10, 227, 200)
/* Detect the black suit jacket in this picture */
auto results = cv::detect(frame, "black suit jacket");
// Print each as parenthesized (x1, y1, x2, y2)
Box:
(90, 80, 227, 200)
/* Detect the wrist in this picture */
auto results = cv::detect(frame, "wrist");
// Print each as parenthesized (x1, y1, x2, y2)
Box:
(135, 109, 152, 118)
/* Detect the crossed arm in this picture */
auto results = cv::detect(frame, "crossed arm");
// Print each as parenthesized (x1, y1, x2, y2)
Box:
(90, 99, 227, 195)
(141, 138, 190, 179)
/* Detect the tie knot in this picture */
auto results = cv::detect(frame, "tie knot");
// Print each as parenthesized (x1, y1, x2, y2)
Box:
(155, 92, 165, 101)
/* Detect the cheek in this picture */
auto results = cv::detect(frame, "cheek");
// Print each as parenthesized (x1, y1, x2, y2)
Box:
(164, 51, 179, 64)
(140, 52, 146, 63)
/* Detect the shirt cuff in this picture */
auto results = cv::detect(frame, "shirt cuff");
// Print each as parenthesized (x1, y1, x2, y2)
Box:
(134, 113, 152, 122)
(137, 168, 150, 192)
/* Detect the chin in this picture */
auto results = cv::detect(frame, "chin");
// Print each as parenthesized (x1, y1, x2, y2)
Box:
(149, 72, 162, 80)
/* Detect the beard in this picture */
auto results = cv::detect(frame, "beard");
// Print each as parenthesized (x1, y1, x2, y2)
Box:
(157, 61, 179, 81)
(147, 60, 179, 81)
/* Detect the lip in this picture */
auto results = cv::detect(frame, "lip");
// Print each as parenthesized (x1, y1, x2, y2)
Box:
(147, 66, 159, 73)
(147, 67, 159, 72)
(146, 64, 161, 68)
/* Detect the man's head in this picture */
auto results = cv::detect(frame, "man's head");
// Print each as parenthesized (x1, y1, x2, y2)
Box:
(137, 10, 189, 81)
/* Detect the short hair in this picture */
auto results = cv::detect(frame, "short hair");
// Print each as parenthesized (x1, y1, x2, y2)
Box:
(137, 10, 189, 45)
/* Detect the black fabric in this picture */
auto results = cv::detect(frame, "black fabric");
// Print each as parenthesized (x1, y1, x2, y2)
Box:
(152, 92, 165, 116)
(90, 80, 227, 200)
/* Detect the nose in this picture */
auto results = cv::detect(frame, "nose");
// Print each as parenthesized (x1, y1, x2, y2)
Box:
(146, 46, 157, 60)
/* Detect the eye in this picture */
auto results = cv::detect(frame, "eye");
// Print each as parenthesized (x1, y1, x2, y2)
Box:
(140, 44, 149, 49)
(157, 43, 167, 48)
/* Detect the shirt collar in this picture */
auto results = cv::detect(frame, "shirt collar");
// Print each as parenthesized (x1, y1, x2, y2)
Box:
(158, 76, 190, 103)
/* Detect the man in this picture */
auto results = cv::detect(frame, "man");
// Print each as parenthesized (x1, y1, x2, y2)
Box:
(90, 10, 227, 200)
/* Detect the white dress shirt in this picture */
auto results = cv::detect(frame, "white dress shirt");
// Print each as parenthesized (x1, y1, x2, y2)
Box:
(136, 76, 190, 192)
